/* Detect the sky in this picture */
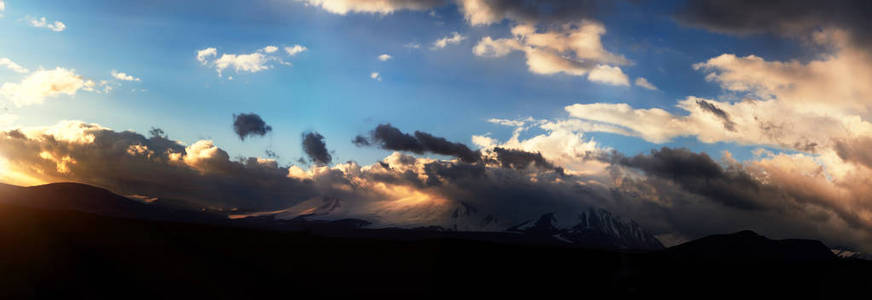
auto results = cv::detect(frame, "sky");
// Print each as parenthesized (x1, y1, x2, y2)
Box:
(3, 0, 872, 251)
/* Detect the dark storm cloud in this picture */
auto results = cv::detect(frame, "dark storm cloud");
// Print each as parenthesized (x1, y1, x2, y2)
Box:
(601, 146, 872, 250)
(466, 0, 601, 24)
(616, 147, 772, 210)
(351, 135, 370, 146)
(233, 113, 272, 141)
(302, 131, 332, 165)
(355, 124, 481, 163)
(492, 147, 563, 174)
(370, 124, 424, 153)
(675, 0, 872, 46)
(834, 137, 872, 169)
(612, 147, 868, 232)
(414, 131, 481, 163)
(696, 99, 736, 131)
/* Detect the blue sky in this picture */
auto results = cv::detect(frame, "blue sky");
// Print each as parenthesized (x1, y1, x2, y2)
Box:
(0, 0, 816, 165)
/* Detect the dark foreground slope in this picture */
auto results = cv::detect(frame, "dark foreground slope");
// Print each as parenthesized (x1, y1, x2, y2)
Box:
(0, 204, 870, 299)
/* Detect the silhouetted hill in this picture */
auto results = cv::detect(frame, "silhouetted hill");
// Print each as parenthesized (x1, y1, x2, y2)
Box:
(0, 182, 220, 223)
(668, 230, 836, 262)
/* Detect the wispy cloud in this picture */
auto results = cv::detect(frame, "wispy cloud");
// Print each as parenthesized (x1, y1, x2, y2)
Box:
(285, 45, 307, 56)
(432, 32, 466, 49)
(0, 58, 29, 74)
(634, 77, 658, 90)
(111, 70, 141, 82)
(27, 16, 66, 32)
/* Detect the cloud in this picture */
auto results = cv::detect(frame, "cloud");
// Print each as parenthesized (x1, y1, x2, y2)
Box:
(302, 131, 332, 165)
(471, 135, 496, 148)
(0, 58, 28, 74)
(378, 54, 392, 61)
(263, 46, 279, 53)
(0, 121, 599, 231)
(214, 53, 270, 75)
(370, 72, 382, 81)
(0, 121, 314, 210)
(301, 0, 445, 15)
(197, 46, 302, 77)
(491, 147, 562, 174)
(0, 1, 5, 12)
(557, 94, 872, 156)
(473, 22, 629, 84)
(610, 149, 872, 250)
(692, 47, 872, 114)
(299, 0, 634, 86)
(487, 117, 531, 127)
(634, 77, 657, 90)
(547, 32, 868, 156)
(355, 124, 482, 163)
(479, 114, 872, 250)
(432, 32, 466, 49)
(111, 70, 141, 82)
(615, 148, 770, 210)
(695, 99, 735, 131)
(232, 113, 273, 141)
(196, 48, 217, 65)
(302, 0, 628, 26)
(27, 16, 66, 32)
(481, 117, 609, 176)
(675, 0, 872, 48)
(833, 137, 872, 170)
(0, 67, 87, 107)
(285, 45, 307, 56)
(5, 120, 872, 251)
(456, 0, 608, 26)
(587, 65, 629, 86)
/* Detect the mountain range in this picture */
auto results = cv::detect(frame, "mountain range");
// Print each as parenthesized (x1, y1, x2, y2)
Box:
(1, 182, 870, 298)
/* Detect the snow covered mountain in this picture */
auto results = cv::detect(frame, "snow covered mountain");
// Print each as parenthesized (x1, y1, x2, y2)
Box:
(507, 208, 664, 250)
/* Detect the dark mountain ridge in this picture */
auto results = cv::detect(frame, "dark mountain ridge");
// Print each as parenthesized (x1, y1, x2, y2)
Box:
(668, 230, 836, 262)
(0, 182, 222, 223)
(0, 182, 666, 251)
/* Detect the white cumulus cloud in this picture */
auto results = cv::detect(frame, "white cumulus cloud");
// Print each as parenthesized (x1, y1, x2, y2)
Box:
(474, 22, 630, 86)
(0, 67, 87, 107)
(197, 45, 305, 77)
(587, 65, 629, 86)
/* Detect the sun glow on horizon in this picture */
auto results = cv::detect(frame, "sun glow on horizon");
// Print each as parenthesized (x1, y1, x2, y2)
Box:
(0, 157, 46, 187)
